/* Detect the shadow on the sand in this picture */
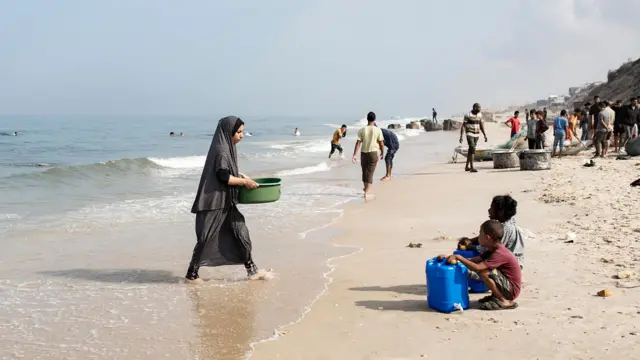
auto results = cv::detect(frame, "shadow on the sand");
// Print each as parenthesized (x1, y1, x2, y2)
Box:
(488, 168, 521, 173)
(355, 299, 435, 312)
(39, 268, 183, 284)
(412, 171, 452, 177)
(349, 284, 426, 296)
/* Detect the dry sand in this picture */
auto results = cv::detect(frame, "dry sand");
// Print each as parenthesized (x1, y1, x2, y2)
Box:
(250, 124, 640, 360)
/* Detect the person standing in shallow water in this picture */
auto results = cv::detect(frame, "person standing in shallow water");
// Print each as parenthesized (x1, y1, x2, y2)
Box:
(459, 103, 488, 173)
(186, 116, 262, 284)
(329, 125, 347, 159)
(380, 127, 399, 181)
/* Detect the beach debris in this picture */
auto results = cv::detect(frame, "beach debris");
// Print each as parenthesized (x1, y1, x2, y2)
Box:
(452, 303, 464, 313)
(600, 258, 614, 264)
(583, 159, 595, 167)
(521, 228, 536, 239)
(597, 289, 613, 297)
(433, 235, 452, 241)
(407, 242, 422, 248)
(570, 315, 584, 319)
(616, 271, 636, 279)
(565, 232, 577, 241)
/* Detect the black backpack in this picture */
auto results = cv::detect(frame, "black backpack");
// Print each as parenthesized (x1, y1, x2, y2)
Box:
(538, 119, 549, 133)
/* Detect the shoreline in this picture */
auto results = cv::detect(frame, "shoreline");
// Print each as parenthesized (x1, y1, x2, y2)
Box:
(249, 126, 640, 359)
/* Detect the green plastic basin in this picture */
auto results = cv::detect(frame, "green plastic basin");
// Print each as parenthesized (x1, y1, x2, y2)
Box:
(238, 178, 282, 204)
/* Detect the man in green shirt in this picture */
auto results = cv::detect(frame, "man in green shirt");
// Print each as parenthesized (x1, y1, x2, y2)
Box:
(352, 112, 384, 199)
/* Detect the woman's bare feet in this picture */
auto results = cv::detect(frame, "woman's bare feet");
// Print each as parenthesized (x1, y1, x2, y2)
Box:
(380, 175, 391, 181)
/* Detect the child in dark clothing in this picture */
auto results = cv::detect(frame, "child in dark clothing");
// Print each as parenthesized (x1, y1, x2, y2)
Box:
(444, 220, 521, 310)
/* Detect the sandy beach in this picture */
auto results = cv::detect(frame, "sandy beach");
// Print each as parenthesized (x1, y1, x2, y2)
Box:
(251, 123, 640, 360)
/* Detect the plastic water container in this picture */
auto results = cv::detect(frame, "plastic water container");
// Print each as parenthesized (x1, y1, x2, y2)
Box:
(453, 249, 489, 293)
(426, 257, 470, 313)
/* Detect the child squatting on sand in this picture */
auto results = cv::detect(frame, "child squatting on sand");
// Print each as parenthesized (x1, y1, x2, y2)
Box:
(442, 220, 522, 310)
(458, 195, 524, 269)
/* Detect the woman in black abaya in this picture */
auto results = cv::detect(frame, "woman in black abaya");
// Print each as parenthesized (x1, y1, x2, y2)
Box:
(186, 116, 261, 284)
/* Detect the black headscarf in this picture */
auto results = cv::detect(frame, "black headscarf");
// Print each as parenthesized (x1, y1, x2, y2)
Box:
(191, 116, 244, 213)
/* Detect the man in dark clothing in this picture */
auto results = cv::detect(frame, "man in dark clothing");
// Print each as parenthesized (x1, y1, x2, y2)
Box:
(589, 96, 601, 139)
(542, 108, 548, 122)
(432, 108, 438, 123)
(535, 110, 548, 149)
(380, 128, 400, 181)
(580, 102, 591, 141)
(612, 100, 625, 153)
(620, 98, 640, 149)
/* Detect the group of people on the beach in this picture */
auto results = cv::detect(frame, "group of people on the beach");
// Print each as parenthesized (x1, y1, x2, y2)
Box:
(460, 95, 640, 165)
(328, 112, 400, 197)
(510, 95, 640, 157)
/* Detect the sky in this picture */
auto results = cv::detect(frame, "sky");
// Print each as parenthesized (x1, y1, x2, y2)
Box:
(1, 0, 640, 118)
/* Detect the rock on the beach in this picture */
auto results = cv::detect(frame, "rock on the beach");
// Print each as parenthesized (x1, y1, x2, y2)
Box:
(387, 124, 402, 129)
(406, 121, 421, 129)
(482, 111, 495, 122)
(625, 137, 640, 156)
(565, 232, 577, 242)
(616, 271, 635, 279)
(423, 121, 443, 132)
(597, 289, 613, 297)
(442, 119, 462, 131)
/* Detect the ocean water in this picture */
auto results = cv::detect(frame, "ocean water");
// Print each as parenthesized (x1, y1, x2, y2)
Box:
(0, 115, 457, 359)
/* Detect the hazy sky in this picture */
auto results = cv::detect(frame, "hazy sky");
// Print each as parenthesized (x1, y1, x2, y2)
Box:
(2, 0, 640, 118)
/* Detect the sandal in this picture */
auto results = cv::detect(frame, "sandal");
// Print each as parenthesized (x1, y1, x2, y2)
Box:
(470, 168, 478, 173)
(479, 298, 518, 310)
(478, 295, 494, 304)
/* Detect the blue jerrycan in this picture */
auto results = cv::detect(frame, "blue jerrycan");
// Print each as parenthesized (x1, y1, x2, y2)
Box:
(453, 249, 489, 293)
(426, 256, 470, 313)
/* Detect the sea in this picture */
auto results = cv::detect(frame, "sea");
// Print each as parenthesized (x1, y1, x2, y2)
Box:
(0, 115, 457, 360)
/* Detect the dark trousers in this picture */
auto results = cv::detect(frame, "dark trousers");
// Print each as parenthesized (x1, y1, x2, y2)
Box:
(329, 143, 343, 156)
(527, 138, 536, 150)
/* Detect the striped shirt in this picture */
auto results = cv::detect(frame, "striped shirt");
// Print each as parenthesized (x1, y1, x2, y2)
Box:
(463, 112, 483, 138)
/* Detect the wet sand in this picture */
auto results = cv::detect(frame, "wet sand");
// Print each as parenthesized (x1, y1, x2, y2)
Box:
(251, 125, 640, 359)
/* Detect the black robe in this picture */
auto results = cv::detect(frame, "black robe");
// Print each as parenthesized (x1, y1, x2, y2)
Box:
(188, 116, 253, 270)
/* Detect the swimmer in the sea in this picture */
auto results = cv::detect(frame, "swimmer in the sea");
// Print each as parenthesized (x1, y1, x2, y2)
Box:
(294, 128, 300, 136)
(180, 132, 184, 136)
(170, 132, 175, 137)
